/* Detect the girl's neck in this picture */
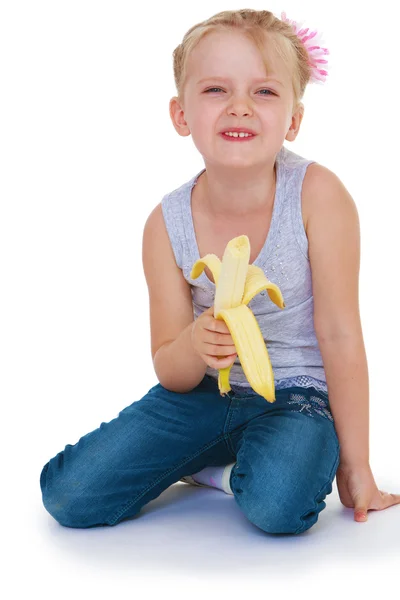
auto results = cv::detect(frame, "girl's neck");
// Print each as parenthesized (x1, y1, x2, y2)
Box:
(195, 160, 277, 219)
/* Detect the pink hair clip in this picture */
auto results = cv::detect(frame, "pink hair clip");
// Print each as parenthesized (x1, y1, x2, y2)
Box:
(280, 11, 329, 84)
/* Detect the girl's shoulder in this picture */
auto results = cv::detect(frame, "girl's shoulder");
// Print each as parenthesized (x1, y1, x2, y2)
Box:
(281, 145, 335, 235)
(302, 161, 346, 234)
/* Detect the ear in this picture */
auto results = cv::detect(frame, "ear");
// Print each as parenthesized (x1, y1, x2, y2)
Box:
(285, 102, 304, 142)
(169, 96, 191, 137)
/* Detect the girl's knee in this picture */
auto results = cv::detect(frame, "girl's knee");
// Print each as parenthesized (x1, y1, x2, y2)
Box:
(40, 459, 81, 527)
(40, 457, 109, 528)
(232, 474, 333, 535)
(236, 493, 323, 534)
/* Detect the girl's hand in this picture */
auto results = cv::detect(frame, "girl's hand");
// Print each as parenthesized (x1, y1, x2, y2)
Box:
(191, 306, 237, 370)
(336, 462, 400, 522)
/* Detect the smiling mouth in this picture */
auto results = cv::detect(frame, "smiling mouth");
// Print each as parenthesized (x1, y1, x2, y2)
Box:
(219, 132, 257, 141)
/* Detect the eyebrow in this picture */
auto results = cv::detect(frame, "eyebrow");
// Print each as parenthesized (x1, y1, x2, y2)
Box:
(196, 76, 284, 87)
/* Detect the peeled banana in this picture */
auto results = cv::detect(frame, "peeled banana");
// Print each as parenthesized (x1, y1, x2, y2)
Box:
(190, 235, 285, 403)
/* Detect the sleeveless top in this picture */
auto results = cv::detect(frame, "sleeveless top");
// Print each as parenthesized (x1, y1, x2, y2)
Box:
(161, 145, 328, 394)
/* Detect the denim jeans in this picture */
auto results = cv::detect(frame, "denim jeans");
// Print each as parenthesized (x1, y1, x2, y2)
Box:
(40, 374, 340, 534)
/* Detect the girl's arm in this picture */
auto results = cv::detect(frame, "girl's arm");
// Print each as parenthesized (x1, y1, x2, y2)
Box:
(318, 333, 369, 466)
(142, 203, 207, 393)
(304, 163, 368, 466)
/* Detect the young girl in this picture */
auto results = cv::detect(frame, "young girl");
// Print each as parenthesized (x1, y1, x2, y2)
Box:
(40, 9, 399, 533)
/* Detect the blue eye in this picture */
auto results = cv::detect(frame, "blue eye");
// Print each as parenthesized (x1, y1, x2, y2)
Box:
(204, 87, 276, 96)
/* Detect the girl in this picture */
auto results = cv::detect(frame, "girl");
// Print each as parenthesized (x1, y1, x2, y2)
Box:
(40, 9, 399, 533)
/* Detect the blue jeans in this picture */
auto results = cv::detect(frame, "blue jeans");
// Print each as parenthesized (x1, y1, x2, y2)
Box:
(40, 374, 340, 534)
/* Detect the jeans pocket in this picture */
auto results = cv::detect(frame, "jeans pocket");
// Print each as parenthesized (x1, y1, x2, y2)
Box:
(287, 388, 334, 423)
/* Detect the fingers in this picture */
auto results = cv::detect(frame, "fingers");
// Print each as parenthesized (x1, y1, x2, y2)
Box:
(204, 331, 236, 347)
(354, 507, 368, 522)
(205, 345, 237, 358)
(355, 491, 400, 521)
(208, 353, 237, 369)
(203, 308, 230, 333)
(204, 319, 231, 335)
(354, 512, 367, 522)
(203, 315, 235, 346)
(378, 491, 400, 509)
(203, 339, 237, 368)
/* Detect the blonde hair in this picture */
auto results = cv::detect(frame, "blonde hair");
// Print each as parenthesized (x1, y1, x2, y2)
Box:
(172, 9, 312, 114)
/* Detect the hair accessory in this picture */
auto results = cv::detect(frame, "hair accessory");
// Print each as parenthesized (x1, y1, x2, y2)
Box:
(280, 11, 329, 84)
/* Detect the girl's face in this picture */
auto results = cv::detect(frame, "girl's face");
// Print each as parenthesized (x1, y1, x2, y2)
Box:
(173, 30, 300, 168)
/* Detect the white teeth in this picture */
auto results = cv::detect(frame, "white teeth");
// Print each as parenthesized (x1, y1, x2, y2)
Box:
(223, 131, 253, 138)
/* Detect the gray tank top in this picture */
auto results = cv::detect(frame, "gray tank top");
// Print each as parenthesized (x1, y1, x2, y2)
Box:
(161, 145, 328, 394)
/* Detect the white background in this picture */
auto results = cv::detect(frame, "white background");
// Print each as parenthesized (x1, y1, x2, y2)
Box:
(1, 0, 399, 597)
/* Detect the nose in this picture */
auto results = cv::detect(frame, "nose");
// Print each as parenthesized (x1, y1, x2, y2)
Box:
(227, 95, 253, 117)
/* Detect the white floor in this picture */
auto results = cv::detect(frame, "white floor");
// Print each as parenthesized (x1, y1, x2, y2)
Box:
(23, 474, 400, 598)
